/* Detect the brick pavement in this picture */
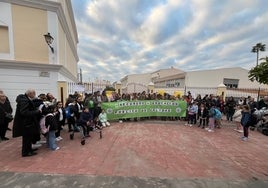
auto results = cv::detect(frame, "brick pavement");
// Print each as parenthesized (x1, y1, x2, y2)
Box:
(0, 120, 268, 187)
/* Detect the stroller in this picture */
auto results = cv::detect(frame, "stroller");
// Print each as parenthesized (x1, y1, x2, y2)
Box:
(250, 107, 268, 136)
(259, 121, 268, 136)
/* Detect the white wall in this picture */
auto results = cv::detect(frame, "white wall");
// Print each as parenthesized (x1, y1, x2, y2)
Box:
(185, 67, 263, 88)
(0, 68, 58, 114)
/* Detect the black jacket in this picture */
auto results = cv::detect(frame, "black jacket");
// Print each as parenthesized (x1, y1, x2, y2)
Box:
(0, 99, 13, 125)
(197, 107, 209, 119)
(12, 94, 41, 137)
(45, 114, 58, 131)
(77, 111, 93, 126)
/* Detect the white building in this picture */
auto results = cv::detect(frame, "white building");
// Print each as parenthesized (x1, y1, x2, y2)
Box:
(185, 67, 263, 88)
(119, 67, 266, 99)
(121, 73, 152, 93)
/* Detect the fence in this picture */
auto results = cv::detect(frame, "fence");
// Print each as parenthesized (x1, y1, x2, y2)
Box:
(226, 88, 268, 100)
(155, 86, 268, 101)
(122, 83, 148, 94)
(67, 82, 108, 95)
(67, 82, 268, 101)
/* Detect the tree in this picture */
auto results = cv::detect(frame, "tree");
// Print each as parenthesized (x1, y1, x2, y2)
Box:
(248, 56, 268, 84)
(251, 43, 266, 66)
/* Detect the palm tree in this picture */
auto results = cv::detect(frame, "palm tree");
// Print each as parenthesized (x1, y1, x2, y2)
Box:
(251, 43, 266, 66)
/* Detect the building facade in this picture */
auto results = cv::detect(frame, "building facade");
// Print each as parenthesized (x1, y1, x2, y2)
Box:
(119, 67, 266, 99)
(0, 0, 79, 109)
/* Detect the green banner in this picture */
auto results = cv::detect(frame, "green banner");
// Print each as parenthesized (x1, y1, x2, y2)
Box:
(101, 100, 187, 120)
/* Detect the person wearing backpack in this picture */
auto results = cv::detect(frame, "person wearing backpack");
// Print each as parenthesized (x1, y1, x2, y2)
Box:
(214, 107, 222, 129)
(207, 103, 216, 132)
(65, 98, 78, 132)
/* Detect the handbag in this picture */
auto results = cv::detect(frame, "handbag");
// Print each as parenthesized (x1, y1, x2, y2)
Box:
(0, 105, 13, 122)
(5, 113, 14, 122)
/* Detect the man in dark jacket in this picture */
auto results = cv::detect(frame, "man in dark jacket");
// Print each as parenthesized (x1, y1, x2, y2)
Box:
(13, 89, 42, 157)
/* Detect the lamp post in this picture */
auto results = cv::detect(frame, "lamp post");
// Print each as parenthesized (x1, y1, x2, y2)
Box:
(44, 32, 54, 53)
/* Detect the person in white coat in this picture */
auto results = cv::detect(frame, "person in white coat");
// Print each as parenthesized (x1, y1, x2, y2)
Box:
(98, 109, 110, 127)
(233, 105, 243, 133)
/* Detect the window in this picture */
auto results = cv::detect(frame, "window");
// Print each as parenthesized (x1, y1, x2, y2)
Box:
(0, 25, 9, 53)
(223, 78, 239, 88)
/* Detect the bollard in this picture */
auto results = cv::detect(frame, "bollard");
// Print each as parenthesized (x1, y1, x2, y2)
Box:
(70, 133, 74, 140)
(100, 130, 102, 139)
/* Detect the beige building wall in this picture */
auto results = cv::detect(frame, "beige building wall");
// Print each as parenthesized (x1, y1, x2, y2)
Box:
(59, 0, 78, 49)
(12, 5, 48, 63)
(57, 81, 68, 105)
(0, 26, 9, 53)
(66, 40, 77, 78)
(0, 0, 79, 111)
(58, 21, 66, 66)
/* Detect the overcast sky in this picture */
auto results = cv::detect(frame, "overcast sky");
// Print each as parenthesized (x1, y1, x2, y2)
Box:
(71, 0, 268, 83)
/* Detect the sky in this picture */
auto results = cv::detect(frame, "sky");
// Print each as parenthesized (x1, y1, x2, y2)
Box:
(71, 0, 268, 83)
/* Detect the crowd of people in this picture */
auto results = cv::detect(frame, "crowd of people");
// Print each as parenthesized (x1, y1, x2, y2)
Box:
(0, 89, 111, 157)
(183, 92, 268, 140)
(0, 88, 267, 157)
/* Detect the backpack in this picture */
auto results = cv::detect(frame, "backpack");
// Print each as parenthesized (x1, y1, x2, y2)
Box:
(246, 113, 258, 127)
(208, 107, 216, 117)
(39, 113, 53, 134)
(214, 108, 222, 120)
(65, 105, 72, 119)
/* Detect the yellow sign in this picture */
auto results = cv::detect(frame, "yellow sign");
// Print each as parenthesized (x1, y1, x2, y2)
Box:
(157, 90, 165, 96)
(174, 91, 183, 98)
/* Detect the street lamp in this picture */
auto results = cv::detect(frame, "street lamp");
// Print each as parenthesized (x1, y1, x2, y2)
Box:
(44, 32, 54, 53)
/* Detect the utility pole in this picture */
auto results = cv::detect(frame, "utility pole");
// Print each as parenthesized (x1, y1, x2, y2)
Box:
(80, 68, 83, 84)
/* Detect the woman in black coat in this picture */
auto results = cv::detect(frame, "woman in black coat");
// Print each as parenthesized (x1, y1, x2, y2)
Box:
(0, 92, 13, 140)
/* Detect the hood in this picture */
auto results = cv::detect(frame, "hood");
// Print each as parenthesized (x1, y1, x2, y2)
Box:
(15, 94, 27, 103)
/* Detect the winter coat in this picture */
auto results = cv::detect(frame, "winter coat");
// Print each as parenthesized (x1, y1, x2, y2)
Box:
(241, 111, 251, 127)
(12, 94, 41, 137)
(45, 114, 58, 131)
(197, 107, 208, 119)
(233, 109, 242, 123)
(77, 111, 93, 126)
(98, 112, 108, 123)
(0, 99, 13, 125)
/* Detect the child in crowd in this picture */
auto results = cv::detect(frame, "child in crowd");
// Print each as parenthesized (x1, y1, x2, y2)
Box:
(233, 105, 243, 133)
(45, 105, 60, 151)
(240, 105, 251, 141)
(197, 103, 208, 128)
(55, 101, 66, 141)
(186, 103, 196, 126)
(192, 101, 199, 125)
(98, 109, 110, 127)
(214, 107, 222, 129)
(207, 104, 216, 132)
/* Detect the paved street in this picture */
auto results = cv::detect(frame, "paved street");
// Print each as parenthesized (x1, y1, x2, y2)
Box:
(0, 120, 268, 187)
